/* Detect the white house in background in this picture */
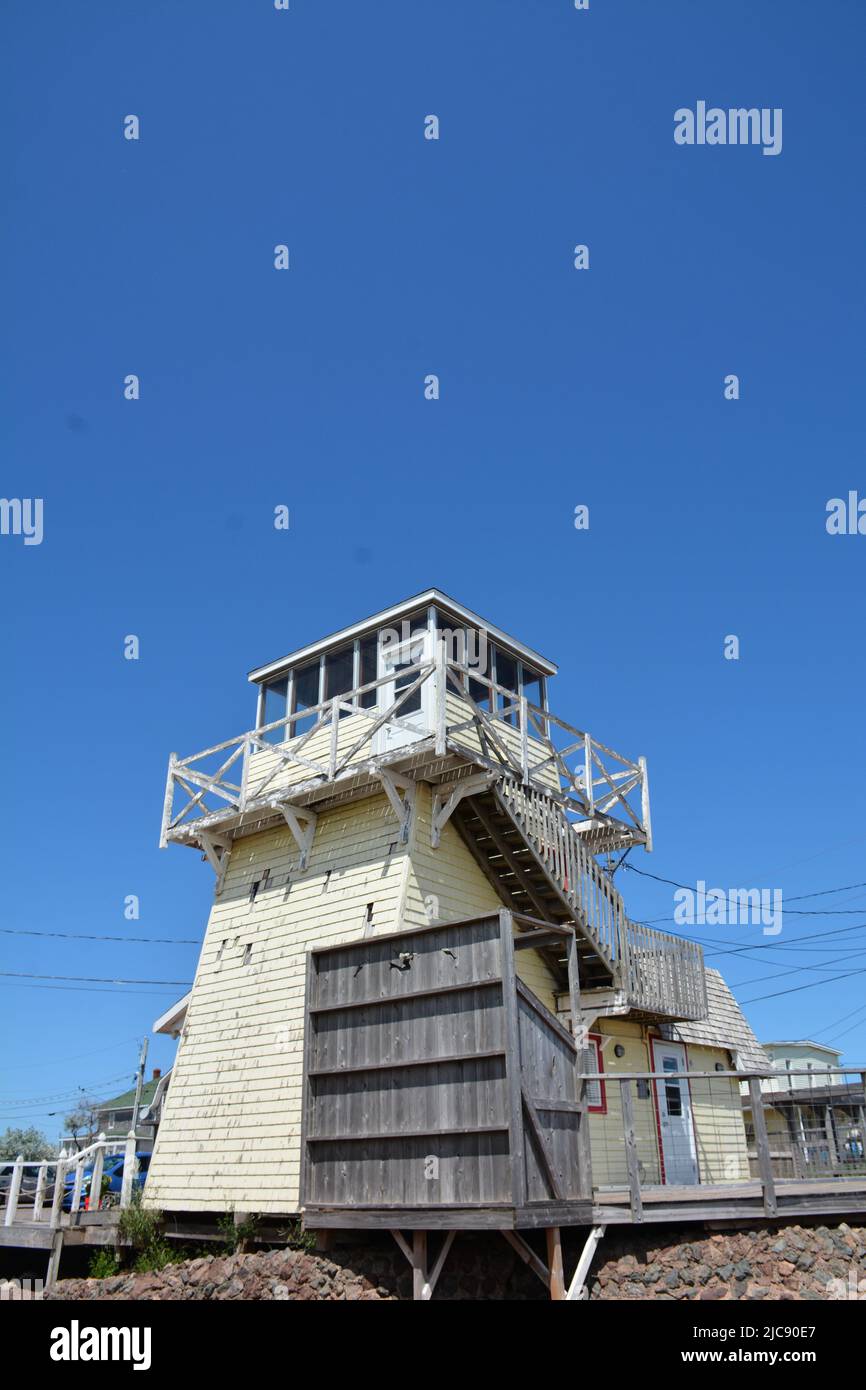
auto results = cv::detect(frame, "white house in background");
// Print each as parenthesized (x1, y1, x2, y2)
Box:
(760, 1040, 845, 1092)
(740, 1039, 865, 1179)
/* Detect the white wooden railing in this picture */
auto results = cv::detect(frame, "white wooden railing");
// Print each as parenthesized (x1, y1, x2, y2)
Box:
(1, 1132, 138, 1228)
(159, 648, 651, 852)
(499, 780, 706, 1019)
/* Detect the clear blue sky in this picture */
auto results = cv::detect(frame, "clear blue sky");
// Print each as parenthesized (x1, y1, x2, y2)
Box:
(2, 0, 865, 1140)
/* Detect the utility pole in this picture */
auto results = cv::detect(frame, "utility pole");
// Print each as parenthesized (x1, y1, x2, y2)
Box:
(130, 1038, 149, 1135)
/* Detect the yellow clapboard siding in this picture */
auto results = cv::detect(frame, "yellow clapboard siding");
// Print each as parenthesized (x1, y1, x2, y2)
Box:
(148, 784, 553, 1215)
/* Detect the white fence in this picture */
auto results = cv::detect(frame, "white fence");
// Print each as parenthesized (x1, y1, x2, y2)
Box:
(2, 1131, 139, 1228)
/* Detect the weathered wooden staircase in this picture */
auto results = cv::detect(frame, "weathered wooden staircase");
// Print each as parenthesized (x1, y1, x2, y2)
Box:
(452, 779, 707, 1020)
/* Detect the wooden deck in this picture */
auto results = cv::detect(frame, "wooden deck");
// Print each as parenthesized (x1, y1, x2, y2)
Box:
(0, 1209, 120, 1251)
(593, 1176, 866, 1225)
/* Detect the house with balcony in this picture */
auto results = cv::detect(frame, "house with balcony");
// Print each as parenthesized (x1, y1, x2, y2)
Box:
(142, 591, 866, 1298)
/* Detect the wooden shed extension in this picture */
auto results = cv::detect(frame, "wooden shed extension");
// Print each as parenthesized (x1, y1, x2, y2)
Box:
(301, 910, 594, 1232)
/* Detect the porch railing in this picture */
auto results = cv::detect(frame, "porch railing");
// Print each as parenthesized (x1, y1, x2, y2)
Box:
(584, 1065, 866, 1220)
(159, 647, 651, 850)
(1, 1132, 138, 1228)
(498, 780, 706, 1017)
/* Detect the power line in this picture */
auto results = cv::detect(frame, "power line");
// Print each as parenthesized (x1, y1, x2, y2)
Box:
(0, 972, 192, 985)
(0, 928, 198, 944)
(810, 1000, 866, 1042)
(787, 880, 866, 902)
(0, 1073, 134, 1107)
(0, 982, 184, 997)
(740, 966, 866, 1004)
(9, 1036, 145, 1070)
(623, 863, 866, 912)
(728, 947, 866, 990)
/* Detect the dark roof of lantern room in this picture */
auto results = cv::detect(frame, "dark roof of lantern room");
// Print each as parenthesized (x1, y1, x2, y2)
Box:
(247, 589, 558, 685)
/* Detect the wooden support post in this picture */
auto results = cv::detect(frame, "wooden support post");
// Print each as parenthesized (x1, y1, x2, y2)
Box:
(546, 1227, 565, 1301)
(89, 1142, 106, 1214)
(46, 1231, 64, 1288)
(520, 695, 529, 783)
(566, 1224, 606, 1301)
(434, 636, 447, 758)
(70, 1158, 85, 1217)
(501, 1230, 550, 1289)
(159, 752, 177, 849)
(638, 755, 652, 852)
(49, 1156, 67, 1230)
(620, 1079, 643, 1222)
(4, 1155, 23, 1226)
(566, 930, 593, 1199)
(329, 698, 340, 779)
(239, 734, 251, 811)
(425, 1231, 456, 1300)
(412, 1231, 427, 1302)
(748, 1077, 777, 1216)
(499, 911, 527, 1211)
(33, 1160, 48, 1223)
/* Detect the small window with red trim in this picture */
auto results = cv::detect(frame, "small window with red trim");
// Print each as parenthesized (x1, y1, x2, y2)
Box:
(585, 1033, 607, 1114)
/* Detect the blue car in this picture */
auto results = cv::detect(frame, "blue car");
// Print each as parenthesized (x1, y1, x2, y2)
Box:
(62, 1152, 151, 1212)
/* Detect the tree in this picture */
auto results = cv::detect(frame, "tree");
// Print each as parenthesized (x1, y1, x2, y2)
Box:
(63, 1097, 100, 1152)
(0, 1126, 54, 1161)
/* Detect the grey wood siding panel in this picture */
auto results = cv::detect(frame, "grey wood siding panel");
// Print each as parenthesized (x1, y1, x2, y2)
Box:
(301, 912, 592, 1214)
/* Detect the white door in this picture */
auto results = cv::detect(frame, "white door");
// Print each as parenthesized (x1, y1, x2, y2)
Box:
(374, 630, 432, 755)
(654, 1041, 699, 1185)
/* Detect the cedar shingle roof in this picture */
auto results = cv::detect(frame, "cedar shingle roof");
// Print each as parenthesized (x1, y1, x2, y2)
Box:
(664, 969, 771, 1072)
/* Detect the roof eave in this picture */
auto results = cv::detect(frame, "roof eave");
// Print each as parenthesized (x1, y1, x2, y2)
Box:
(246, 589, 559, 684)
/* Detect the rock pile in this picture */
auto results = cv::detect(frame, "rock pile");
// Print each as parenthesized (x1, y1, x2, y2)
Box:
(47, 1222, 866, 1301)
(590, 1222, 866, 1300)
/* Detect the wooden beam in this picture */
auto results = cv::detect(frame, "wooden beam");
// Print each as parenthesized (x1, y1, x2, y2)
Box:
(376, 769, 416, 844)
(471, 797, 554, 920)
(500, 911, 527, 1211)
(198, 830, 232, 884)
(46, 1231, 64, 1287)
(412, 1231, 427, 1301)
(276, 803, 317, 870)
(501, 1230, 550, 1288)
(424, 1230, 456, 1300)
(431, 774, 495, 848)
(620, 1079, 643, 1222)
(451, 805, 524, 911)
(566, 1224, 606, 1300)
(521, 1090, 565, 1201)
(389, 1228, 413, 1265)
(546, 1227, 565, 1301)
(749, 1077, 778, 1216)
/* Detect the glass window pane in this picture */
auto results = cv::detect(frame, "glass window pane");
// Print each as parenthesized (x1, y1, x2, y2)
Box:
(496, 650, 518, 695)
(467, 674, 490, 710)
(324, 645, 354, 703)
(261, 677, 288, 743)
(394, 659, 422, 715)
(521, 672, 542, 709)
(359, 636, 378, 708)
(495, 650, 518, 725)
(294, 660, 320, 713)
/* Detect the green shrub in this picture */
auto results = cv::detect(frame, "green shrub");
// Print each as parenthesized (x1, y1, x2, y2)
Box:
(281, 1218, 315, 1252)
(88, 1247, 120, 1279)
(132, 1239, 180, 1273)
(118, 1189, 180, 1272)
(117, 1189, 162, 1248)
(217, 1210, 259, 1255)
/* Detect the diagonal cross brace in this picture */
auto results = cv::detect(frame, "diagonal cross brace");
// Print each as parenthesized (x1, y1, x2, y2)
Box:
(199, 831, 233, 891)
(274, 803, 318, 870)
(376, 770, 416, 844)
(431, 772, 496, 848)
